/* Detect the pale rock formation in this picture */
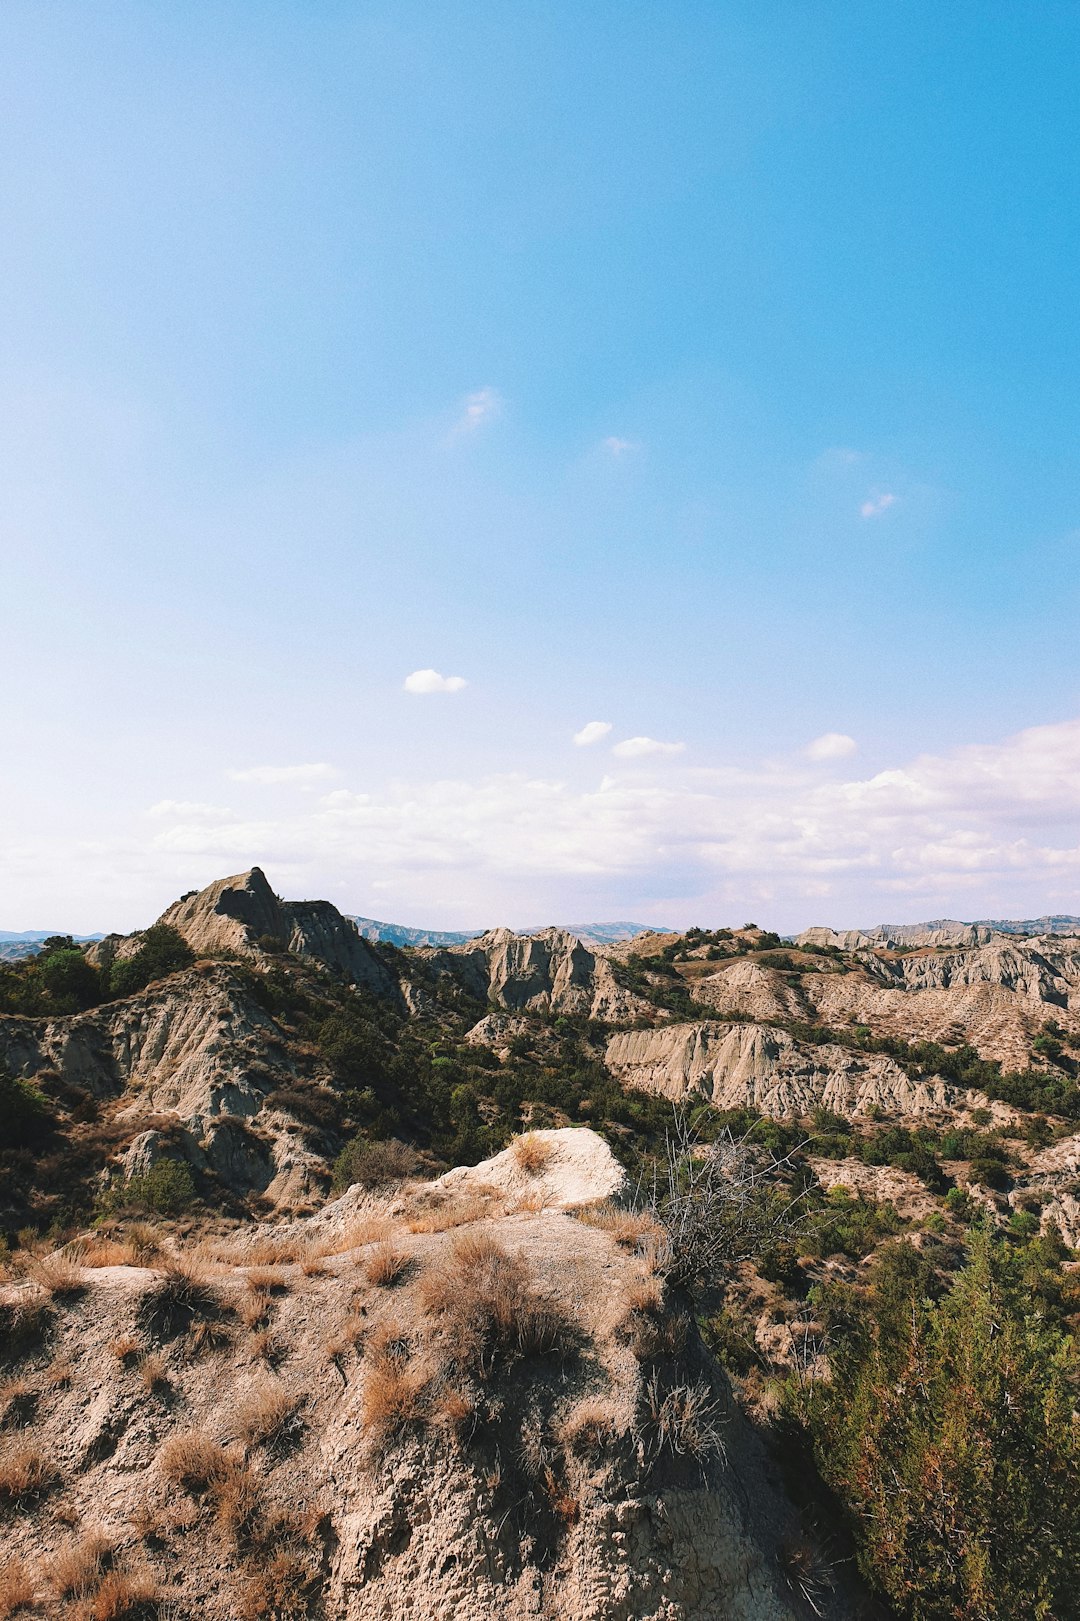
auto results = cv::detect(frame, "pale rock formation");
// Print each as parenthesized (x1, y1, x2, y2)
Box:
(430, 1126, 628, 1209)
(605, 1021, 959, 1118)
(430, 928, 655, 1023)
(155, 867, 398, 994)
(0, 1136, 842, 1620)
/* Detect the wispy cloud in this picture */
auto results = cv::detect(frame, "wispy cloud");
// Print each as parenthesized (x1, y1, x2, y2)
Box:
(611, 736, 686, 759)
(860, 492, 897, 519)
(603, 436, 639, 457)
(573, 720, 613, 746)
(404, 668, 468, 695)
(804, 732, 857, 761)
(148, 800, 233, 819)
(453, 386, 502, 436)
(227, 763, 338, 786)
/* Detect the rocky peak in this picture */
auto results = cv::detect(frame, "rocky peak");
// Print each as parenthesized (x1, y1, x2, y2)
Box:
(156, 868, 396, 994)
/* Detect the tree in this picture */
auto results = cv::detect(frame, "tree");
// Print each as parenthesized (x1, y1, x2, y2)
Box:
(109, 926, 194, 998)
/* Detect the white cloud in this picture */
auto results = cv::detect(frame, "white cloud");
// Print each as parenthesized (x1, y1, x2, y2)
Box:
(611, 736, 686, 759)
(227, 763, 338, 786)
(603, 436, 639, 457)
(804, 732, 857, 762)
(573, 720, 613, 747)
(15, 714, 1080, 932)
(860, 492, 897, 519)
(404, 669, 468, 695)
(147, 800, 233, 820)
(453, 387, 502, 435)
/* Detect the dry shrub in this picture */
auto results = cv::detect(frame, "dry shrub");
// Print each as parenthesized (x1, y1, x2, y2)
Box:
(558, 1396, 621, 1458)
(778, 1537, 835, 1613)
(364, 1243, 410, 1287)
(510, 1133, 554, 1175)
(49, 1531, 113, 1599)
(576, 1203, 659, 1250)
(87, 1565, 161, 1620)
(233, 1380, 301, 1450)
(141, 1258, 221, 1339)
(0, 1294, 53, 1367)
(0, 1445, 59, 1509)
(109, 1335, 143, 1367)
(185, 1318, 232, 1358)
(124, 1224, 162, 1264)
(419, 1232, 575, 1375)
(159, 1430, 232, 1492)
(246, 1268, 288, 1297)
(0, 1555, 35, 1617)
(212, 1460, 262, 1543)
(641, 1371, 725, 1465)
(78, 1238, 135, 1268)
(0, 1378, 38, 1429)
(138, 1352, 169, 1395)
(359, 1355, 432, 1446)
(30, 1254, 87, 1299)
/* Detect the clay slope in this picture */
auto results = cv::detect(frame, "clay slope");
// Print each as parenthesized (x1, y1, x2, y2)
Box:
(423, 928, 652, 1023)
(0, 964, 331, 1209)
(689, 938, 1080, 1069)
(605, 1021, 960, 1118)
(107, 868, 396, 996)
(0, 1131, 829, 1621)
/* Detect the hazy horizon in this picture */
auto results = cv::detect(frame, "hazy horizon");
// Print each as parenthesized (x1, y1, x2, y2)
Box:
(3, 5, 1079, 933)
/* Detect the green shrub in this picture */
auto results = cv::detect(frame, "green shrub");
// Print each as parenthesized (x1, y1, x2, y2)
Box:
(109, 926, 194, 997)
(0, 1066, 52, 1148)
(101, 1158, 196, 1214)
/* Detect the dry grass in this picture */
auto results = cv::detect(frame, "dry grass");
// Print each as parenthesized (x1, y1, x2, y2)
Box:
(641, 1371, 725, 1465)
(246, 1267, 288, 1296)
(232, 1380, 301, 1450)
(84, 1565, 161, 1620)
(364, 1243, 410, 1287)
(159, 1430, 233, 1492)
(248, 1329, 282, 1365)
(299, 1253, 329, 1277)
(0, 1378, 38, 1429)
(0, 1445, 60, 1509)
(0, 1555, 35, 1617)
(576, 1203, 660, 1250)
(359, 1352, 432, 1446)
(77, 1238, 136, 1268)
(29, 1254, 87, 1299)
(141, 1258, 221, 1339)
(138, 1352, 169, 1394)
(0, 1294, 52, 1363)
(558, 1396, 621, 1458)
(623, 1273, 665, 1315)
(49, 1531, 113, 1599)
(419, 1231, 575, 1375)
(313, 1215, 396, 1257)
(510, 1133, 554, 1175)
(235, 1549, 318, 1621)
(185, 1317, 232, 1357)
(109, 1335, 143, 1367)
(406, 1193, 507, 1235)
(323, 1310, 367, 1363)
(159, 1431, 261, 1542)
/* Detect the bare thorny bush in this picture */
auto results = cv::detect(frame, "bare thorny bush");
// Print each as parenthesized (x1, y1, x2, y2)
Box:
(633, 1110, 807, 1296)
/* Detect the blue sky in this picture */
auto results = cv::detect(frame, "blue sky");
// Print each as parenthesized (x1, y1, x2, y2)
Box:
(2, 2, 1080, 933)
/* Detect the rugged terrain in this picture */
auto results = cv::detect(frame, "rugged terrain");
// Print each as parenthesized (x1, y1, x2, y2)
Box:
(5, 870, 1080, 1617)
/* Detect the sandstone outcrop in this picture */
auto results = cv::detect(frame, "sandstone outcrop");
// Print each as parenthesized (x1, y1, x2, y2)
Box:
(0, 1132, 842, 1620)
(156, 867, 397, 995)
(605, 1021, 959, 1118)
(428, 928, 654, 1023)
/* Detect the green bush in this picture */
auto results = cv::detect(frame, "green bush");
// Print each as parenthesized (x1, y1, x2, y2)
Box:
(0, 1066, 52, 1148)
(101, 1158, 196, 1214)
(109, 926, 194, 997)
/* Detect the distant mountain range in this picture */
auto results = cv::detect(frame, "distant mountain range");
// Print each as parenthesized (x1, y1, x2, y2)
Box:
(0, 930, 103, 961)
(347, 917, 656, 949)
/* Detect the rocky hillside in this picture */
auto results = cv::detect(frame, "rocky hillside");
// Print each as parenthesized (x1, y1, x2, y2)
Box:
(0, 1130, 839, 1620)
(5, 872, 1080, 1617)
